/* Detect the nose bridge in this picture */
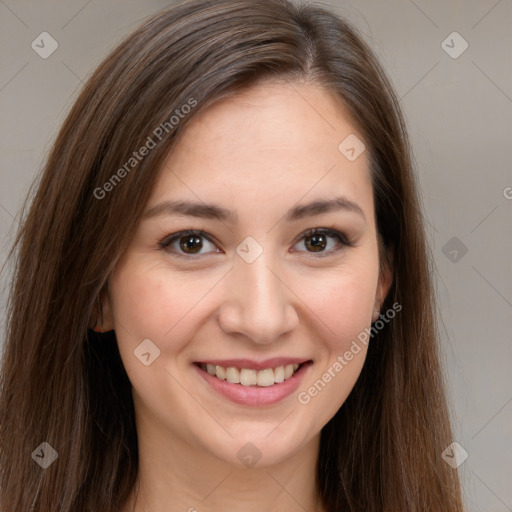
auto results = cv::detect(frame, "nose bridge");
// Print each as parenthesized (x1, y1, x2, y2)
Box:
(219, 248, 297, 343)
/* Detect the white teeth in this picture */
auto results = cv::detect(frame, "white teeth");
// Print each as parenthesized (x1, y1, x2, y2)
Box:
(284, 364, 294, 379)
(274, 365, 285, 383)
(200, 362, 304, 386)
(240, 368, 257, 386)
(225, 367, 240, 383)
(256, 368, 275, 387)
(215, 366, 226, 380)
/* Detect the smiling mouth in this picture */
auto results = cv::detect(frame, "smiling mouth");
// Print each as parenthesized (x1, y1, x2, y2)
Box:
(195, 361, 311, 387)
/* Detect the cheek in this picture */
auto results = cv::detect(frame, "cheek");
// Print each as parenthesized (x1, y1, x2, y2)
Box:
(295, 268, 377, 421)
(108, 258, 205, 371)
(108, 259, 210, 407)
(110, 257, 199, 335)
(297, 262, 379, 351)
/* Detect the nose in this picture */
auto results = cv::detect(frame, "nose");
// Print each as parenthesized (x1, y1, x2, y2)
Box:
(217, 252, 299, 344)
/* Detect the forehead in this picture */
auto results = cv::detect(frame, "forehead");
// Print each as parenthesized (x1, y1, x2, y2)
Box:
(175, 80, 363, 158)
(149, 80, 373, 222)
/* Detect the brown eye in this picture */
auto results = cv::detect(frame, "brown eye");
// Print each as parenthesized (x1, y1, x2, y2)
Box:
(304, 232, 328, 252)
(179, 234, 203, 254)
(159, 230, 219, 257)
(294, 228, 351, 256)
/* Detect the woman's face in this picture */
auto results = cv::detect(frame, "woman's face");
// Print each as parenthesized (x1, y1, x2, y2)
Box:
(103, 80, 391, 468)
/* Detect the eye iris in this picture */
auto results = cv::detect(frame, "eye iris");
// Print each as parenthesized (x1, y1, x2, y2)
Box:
(305, 233, 326, 252)
(180, 235, 203, 254)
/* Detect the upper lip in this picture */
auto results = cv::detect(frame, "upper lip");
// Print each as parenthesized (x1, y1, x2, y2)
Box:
(195, 357, 311, 370)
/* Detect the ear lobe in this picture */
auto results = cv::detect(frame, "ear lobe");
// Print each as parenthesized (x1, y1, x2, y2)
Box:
(90, 286, 115, 332)
(372, 245, 394, 323)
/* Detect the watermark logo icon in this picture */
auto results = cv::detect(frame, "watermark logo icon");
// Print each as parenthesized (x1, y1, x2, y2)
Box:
(236, 236, 263, 264)
(134, 338, 161, 366)
(442, 236, 468, 263)
(31, 32, 58, 59)
(441, 441, 468, 469)
(441, 32, 468, 59)
(237, 442, 262, 468)
(31, 442, 58, 469)
(338, 134, 365, 162)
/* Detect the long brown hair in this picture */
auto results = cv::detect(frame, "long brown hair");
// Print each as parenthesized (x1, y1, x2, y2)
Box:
(0, 0, 464, 510)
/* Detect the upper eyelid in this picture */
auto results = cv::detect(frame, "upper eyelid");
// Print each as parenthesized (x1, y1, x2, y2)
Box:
(160, 229, 218, 247)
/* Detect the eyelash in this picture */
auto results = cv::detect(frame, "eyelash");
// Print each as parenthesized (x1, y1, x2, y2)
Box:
(158, 228, 353, 259)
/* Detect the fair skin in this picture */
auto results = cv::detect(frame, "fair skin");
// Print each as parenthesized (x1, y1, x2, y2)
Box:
(99, 80, 392, 512)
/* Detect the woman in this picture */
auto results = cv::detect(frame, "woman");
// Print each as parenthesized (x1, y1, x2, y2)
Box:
(0, 0, 465, 510)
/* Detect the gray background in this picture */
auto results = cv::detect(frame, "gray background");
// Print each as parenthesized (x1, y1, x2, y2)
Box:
(1, 0, 511, 510)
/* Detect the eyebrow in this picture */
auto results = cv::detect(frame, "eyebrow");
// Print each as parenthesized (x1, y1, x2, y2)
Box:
(143, 196, 366, 223)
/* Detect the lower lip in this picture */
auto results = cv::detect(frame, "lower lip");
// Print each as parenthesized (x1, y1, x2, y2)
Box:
(193, 363, 311, 406)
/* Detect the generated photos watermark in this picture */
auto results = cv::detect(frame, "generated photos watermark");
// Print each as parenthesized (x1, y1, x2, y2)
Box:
(93, 97, 197, 200)
(297, 301, 402, 405)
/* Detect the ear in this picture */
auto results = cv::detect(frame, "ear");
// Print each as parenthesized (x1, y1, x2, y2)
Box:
(89, 285, 115, 332)
(372, 244, 394, 323)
